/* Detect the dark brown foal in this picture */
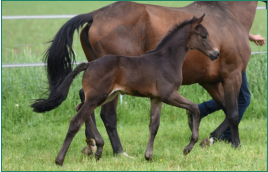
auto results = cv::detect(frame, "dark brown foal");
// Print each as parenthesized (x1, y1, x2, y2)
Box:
(36, 15, 219, 165)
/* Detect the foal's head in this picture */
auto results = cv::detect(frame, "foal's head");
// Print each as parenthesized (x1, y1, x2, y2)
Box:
(187, 14, 219, 61)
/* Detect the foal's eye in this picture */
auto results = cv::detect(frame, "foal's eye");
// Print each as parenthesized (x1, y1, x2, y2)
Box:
(201, 35, 207, 39)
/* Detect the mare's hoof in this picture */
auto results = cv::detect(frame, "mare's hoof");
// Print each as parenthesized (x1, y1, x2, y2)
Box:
(183, 147, 191, 156)
(231, 143, 241, 149)
(186, 110, 193, 132)
(95, 154, 101, 161)
(199, 138, 213, 148)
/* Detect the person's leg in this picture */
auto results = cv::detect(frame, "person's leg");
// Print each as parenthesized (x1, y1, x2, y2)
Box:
(187, 99, 221, 131)
(198, 99, 221, 119)
(220, 71, 251, 142)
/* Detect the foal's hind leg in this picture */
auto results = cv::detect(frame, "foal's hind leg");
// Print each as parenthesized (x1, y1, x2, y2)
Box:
(145, 98, 163, 161)
(77, 89, 97, 156)
(84, 115, 105, 160)
(55, 102, 97, 166)
(163, 91, 200, 155)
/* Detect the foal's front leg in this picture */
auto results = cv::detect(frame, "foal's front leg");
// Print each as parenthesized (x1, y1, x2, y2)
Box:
(163, 91, 200, 155)
(145, 98, 163, 161)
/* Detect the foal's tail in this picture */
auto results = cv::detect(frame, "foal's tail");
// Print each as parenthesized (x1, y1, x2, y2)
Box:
(31, 12, 95, 112)
(31, 63, 89, 112)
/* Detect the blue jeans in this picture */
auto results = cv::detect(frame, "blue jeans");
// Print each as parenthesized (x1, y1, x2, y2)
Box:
(198, 71, 251, 142)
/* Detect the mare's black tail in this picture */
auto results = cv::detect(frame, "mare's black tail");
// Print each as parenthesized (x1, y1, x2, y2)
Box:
(31, 12, 94, 113)
(31, 63, 89, 112)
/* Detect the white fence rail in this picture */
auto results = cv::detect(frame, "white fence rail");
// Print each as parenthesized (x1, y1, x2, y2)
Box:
(2, 62, 80, 68)
(2, 6, 266, 20)
(2, 15, 78, 20)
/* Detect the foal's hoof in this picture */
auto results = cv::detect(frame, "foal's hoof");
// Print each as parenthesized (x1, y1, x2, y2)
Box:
(199, 138, 213, 148)
(183, 147, 191, 156)
(145, 154, 153, 162)
(81, 145, 96, 156)
(145, 156, 154, 162)
(186, 110, 193, 132)
(55, 159, 63, 167)
(81, 138, 97, 156)
(231, 143, 241, 149)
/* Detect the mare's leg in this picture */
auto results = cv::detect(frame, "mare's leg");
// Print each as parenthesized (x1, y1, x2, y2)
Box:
(197, 83, 231, 146)
(80, 23, 97, 62)
(145, 98, 163, 161)
(100, 95, 124, 154)
(163, 92, 200, 155)
(199, 83, 229, 143)
(202, 71, 246, 147)
(219, 71, 251, 142)
(221, 71, 242, 147)
(55, 101, 97, 166)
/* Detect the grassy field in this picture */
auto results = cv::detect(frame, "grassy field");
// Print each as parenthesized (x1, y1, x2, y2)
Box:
(2, 1, 267, 171)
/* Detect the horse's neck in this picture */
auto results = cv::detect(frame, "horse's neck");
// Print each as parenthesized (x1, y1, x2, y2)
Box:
(158, 28, 190, 67)
(222, 1, 258, 32)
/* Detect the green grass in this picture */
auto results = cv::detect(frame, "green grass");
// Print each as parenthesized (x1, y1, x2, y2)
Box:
(1, 1, 267, 171)
(2, 52, 267, 170)
(1, 107, 267, 170)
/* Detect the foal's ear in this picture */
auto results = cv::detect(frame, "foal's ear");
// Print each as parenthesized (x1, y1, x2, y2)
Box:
(198, 13, 205, 24)
(192, 13, 205, 28)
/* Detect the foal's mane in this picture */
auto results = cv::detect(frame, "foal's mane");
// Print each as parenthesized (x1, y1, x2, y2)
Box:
(146, 16, 199, 54)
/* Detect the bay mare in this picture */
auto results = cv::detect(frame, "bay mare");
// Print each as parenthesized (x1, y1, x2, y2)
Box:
(33, 15, 219, 165)
(31, 1, 260, 155)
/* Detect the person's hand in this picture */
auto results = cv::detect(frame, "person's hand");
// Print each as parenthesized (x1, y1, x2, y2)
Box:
(249, 34, 266, 46)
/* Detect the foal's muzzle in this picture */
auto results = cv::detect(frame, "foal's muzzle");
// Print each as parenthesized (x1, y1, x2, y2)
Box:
(209, 50, 220, 61)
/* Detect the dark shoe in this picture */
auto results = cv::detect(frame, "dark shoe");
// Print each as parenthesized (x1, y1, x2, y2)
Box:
(219, 138, 232, 144)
